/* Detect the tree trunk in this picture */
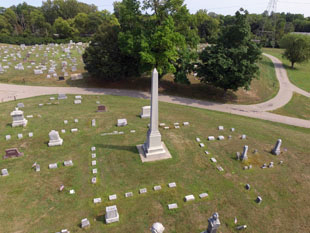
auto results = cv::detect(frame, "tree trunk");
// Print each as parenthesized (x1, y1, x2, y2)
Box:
(291, 62, 295, 68)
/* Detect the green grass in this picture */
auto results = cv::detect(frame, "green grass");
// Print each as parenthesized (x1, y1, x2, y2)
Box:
(263, 48, 310, 92)
(0, 94, 309, 233)
(0, 44, 278, 104)
(271, 93, 310, 120)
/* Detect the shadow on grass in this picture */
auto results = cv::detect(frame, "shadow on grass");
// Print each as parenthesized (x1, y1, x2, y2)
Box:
(65, 73, 238, 103)
(95, 143, 138, 153)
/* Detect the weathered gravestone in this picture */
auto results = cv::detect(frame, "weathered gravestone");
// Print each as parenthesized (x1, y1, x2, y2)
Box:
(241, 145, 248, 161)
(204, 212, 221, 233)
(97, 105, 106, 112)
(117, 119, 127, 127)
(58, 94, 67, 100)
(11, 108, 28, 127)
(271, 139, 282, 155)
(1, 168, 9, 176)
(81, 218, 90, 228)
(105, 205, 119, 224)
(48, 130, 63, 147)
(150, 222, 165, 233)
(140, 106, 151, 118)
(3, 148, 24, 159)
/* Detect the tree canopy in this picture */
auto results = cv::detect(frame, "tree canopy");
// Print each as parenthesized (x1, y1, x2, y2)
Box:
(280, 33, 310, 68)
(197, 10, 262, 91)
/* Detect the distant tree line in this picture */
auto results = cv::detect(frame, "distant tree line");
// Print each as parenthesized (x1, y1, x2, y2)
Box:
(1, 0, 310, 46)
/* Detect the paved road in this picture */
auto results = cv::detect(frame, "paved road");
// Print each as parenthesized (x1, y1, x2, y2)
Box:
(0, 54, 309, 128)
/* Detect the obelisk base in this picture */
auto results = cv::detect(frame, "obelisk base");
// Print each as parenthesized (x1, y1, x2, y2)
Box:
(137, 142, 172, 163)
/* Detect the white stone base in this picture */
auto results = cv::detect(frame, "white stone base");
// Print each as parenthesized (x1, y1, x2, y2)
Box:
(137, 142, 172, 163)
(140, 114, 150, 118)
(12, 119, 28, 127)
(48, 139, 63, 147)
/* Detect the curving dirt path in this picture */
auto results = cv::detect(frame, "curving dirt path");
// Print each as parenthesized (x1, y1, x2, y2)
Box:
(0, 54, 309, 128)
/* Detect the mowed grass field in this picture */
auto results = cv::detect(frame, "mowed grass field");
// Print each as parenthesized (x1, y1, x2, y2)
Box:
(263, 48, 310, 92)
(271, 93, 310, 120)
(0, 44, 278, 105)
(0, 94, 309, 233)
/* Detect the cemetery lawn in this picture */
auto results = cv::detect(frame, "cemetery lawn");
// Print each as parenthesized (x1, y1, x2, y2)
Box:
(263, 48, 310, 92)
(0, 44, 278, 104)
(271, 93, 310, 120)
(0, 94, 309, 233)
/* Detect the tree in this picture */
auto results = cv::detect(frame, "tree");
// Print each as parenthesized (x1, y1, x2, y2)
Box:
(280, 33, 310, 68)
(140, 16, 186, 76)
(193, 9, 219, 43)
(197, 10, 261, 91)
(83, 23, 139, 80)
(53, 17, 76, 38)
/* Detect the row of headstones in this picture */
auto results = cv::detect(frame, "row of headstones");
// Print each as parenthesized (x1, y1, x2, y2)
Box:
(90, 147, 98, 183)
(5, 132, 33, 140)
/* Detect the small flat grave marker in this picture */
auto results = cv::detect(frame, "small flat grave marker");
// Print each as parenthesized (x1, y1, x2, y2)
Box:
(210, 158, 217, 163)
(64, 120, 68, 124)
(74, 100, 81, 104)
(61, 129, 66, 133)
(49, 163, 58, 169)
(74, 119, 78, 123)
(69, 189, 75, 194)
(217, 166, 224, 172)
(196, 138, 201, 142)
(64, 160, 73, 166)
(28, 132, 33, 137)
(125, 192, 133, 198)
(97, 105, 106, 112)
(183, 122, 189, 126)
(18, 133, 23, 139)
(109, 194, 117, 201)
(94, 198, 102, 204)
(92, 168, 97, 174)
(218, 135, 225, 140)
(154, 185, 162, 191)
(91, 177, 97, 184)
(71, 128, 78, 132)
(139, 188, 147, 194)
(5, 135, 11, 140)
(75, 95, 82, 99)
(208, 136, 215, 141)
(199, 143, 205, 148)
(91, 153, 96, 158)
(218, 126, 224, 130)
(91, 160, 96, 166)
(168, 203, 178, 210)
(130, 130, 136, 133)
(199, 193, 208, 199)
(184, 195, 195, 202)
(168, 182, 176, 188)
(91, 147, 96, 151)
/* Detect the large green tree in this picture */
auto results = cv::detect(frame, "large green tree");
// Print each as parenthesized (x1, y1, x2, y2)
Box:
(197, 10, 261, 91)
(280, 33, 310, 68)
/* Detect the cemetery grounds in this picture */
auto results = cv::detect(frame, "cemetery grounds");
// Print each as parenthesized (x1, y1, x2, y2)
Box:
(0, 94, 309, 232)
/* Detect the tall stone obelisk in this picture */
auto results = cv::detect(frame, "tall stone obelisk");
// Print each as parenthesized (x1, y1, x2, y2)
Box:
(137, 68, 172, 162)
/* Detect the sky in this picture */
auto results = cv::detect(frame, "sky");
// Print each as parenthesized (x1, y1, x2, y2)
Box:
(1, 0, 310, 17)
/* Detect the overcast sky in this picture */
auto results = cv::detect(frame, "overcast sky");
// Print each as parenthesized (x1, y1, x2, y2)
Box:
(1, 0, 310, 17)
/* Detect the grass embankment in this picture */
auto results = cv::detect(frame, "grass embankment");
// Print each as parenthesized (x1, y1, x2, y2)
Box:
(0, 44, 278, 105)
(271, 93, 310, 120)
(0, 94, 309, 233)
(263, 48, 310, 92)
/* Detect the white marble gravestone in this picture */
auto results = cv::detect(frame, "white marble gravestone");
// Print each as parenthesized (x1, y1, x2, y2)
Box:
(105, 205, 119, 224)
(140, 106, 151, 118)
(137, 69, 172, 162)
(151, 222, 165, 233)
(11, 108, 28, 127)
(48, 130, 63, 147)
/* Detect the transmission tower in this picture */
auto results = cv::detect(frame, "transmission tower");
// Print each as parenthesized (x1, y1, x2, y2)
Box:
(263, 0, 279, 47)
(266, 0, 278, 16)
